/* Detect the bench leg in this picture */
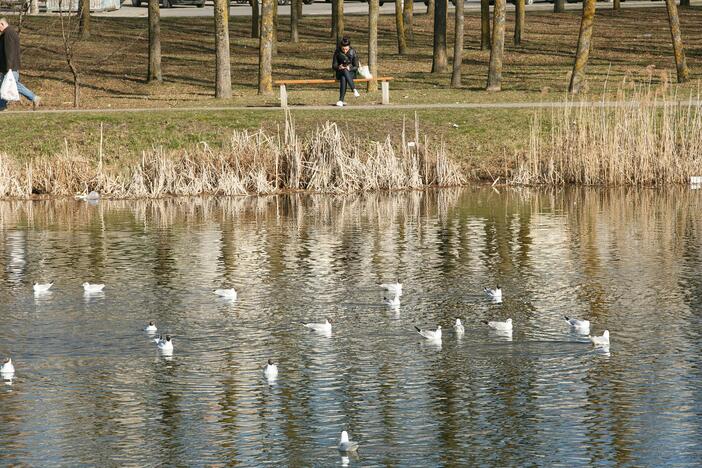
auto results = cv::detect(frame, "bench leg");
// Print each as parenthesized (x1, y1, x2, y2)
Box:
(381, 81, 390, 105)
(280, 84, 288, 108)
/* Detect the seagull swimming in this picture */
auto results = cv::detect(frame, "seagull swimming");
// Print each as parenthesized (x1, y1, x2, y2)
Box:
(380, 282, 403, 296)
(264, 359, 278, 380)
(214, 288, 237, 300)
(338, 430, 359, 452)
(384, 294, 400, 307)
(145, 321, 158, 333)
(303, 319, 332, 334)
(484, 318, 513, 332)
(0, 358, 14, 375)
(589, 330, 610, 348)
(33, 281, 54, 293)
(484, 285, 502, 301)
(415, 325, 442, 341)
(155, 335, 173, 354)
(564, 316, 590, 334)
(83, 282, 105, 293)
(454, 318, 465, 334)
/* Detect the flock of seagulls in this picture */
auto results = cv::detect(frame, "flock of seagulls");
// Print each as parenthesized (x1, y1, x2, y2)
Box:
(3, 279, 612, 456)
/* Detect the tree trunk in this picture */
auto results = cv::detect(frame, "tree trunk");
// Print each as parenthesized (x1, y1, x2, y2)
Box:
(395, 0, 408, 54)
(297, 0, 303, 17)
(554, 0, 565, 13)
(334, 0, 344, 44)
(214, 0, 232, 98)
(259, 0, 274, 94)
(79, 0, 90, 39)
(30, 0, 38, 15)
(431, 0, 448, 73)
(613, 0, 620, 10)
(426, 0, 434, 20)
(680, 0, 690, 6)
(451, 0, 464, 87)
(291, 0, 299, 43)
(665, 0, 689, 83)
(514, 0, 524, 46)
(486, 0, 506, 91)
(368, 0, 379, 92)
(403, 0, 414, 42)
(331, 0, 337, 38)
(250, 0, 259, 38)
(569, 0, 595, 94)
(147, 0, 162, 83)
(480, 0, 490, 50)
(273, 0, 278, 55)
(68, 61, 80, 108)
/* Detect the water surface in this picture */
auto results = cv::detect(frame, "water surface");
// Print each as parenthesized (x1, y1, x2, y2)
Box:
(0, 188, 701, 466)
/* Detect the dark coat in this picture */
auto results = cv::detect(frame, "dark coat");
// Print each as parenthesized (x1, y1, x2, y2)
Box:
(0, 25, 21, 73)
(332, 47, 359, 77)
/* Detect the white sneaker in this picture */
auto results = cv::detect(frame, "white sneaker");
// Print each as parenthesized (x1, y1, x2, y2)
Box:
(336, 101, 344, 107)
(353, 89, 360, 98)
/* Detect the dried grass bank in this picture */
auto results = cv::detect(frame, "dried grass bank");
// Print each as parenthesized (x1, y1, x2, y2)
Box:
(0, 115, 465, 199)
(512, 84, 702, 185)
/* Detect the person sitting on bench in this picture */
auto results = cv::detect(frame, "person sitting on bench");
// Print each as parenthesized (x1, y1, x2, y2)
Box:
(332, 36, 360, 108)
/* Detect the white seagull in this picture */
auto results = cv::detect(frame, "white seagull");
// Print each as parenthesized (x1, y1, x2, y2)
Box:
(380, 282, 403, 296)
(564, 316, 590, 334)
(145, 321, 158, 333)
(214, 288, 237, 300)
(589, 330, 610, 348)
(454, 318, 465, 334)
(1, 358, 15, 375)
(338, 430, 359, 452)
(83, 282, 105, 293)
(415, 325, 442, 341)
(154, 335, 174, 354)
(484, 318, 513, 332)
(303, 319, 332, 335)
(384, 294, 400, 307)
(33, 281, 54, 293)
(484, 285, 503, 301)
(264, 359, 278, 380)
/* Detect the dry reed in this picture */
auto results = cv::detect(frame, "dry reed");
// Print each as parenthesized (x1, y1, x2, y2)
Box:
(511, 82, 702, 186)
(0, 114, 464, 200)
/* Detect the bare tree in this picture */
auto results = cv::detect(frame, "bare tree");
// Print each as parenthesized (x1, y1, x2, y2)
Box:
(486, 0, 506, 91)
(250, 0, 259, 38)
(57, 0, 82, 107)
(514, 0, 524, 46)
(214, 0, 232, 98)
(291, 0, 300, 43)
(403, 0, 414, 42)
(259, 0, 274, 94)
(480, 0, 490, 50)
(368, 0, 378, 92)
(569, 0, 595, 94)
(148, 0, 162, 82)
(431, 0, 448, 73)
(395, 0, 407, 54)
(554, 0, 564, 13)
(451, 0, 464, 87)
(79, 0, 90, 39)
(665, 0, 689, 83)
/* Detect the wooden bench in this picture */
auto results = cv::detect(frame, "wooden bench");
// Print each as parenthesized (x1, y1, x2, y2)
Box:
(273, 77, 394, 108)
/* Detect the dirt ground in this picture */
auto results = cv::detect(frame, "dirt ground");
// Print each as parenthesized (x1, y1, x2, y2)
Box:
(7, 7, 702, 110)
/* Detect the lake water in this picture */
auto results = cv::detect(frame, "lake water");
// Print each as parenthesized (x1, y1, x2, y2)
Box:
(0, 188, 701, 466)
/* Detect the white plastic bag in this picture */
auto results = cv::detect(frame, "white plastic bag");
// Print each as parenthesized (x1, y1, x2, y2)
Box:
(358, 65, 372, 80)
(1, 70, 20, 101)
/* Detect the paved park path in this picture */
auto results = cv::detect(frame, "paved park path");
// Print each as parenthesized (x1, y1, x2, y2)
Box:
(1, 99, 699, 115)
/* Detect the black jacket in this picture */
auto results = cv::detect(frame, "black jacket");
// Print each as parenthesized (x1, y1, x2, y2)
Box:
(0, 25, 21, 73)
(332, 47, 359, 74)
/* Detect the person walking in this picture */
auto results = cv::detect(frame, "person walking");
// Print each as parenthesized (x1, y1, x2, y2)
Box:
(332, 36, 360, 107)
(0, 17, 40, 111)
